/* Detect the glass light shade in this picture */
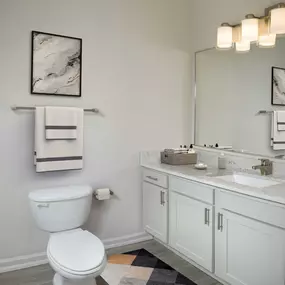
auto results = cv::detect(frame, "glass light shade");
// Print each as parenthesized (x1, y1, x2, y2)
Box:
(270, 7, 285, 34)
(236, 40, 251, 53)
(242, 17, 259, 42)
(258, 34, 276, 47)
(217, 26, 233, 49)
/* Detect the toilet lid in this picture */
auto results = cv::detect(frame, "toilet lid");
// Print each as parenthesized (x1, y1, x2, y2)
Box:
(48, 230, 105, 273)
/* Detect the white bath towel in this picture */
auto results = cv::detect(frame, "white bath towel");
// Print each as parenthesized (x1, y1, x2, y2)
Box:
(277, 111, 285, 131)
(45, 107, 78, 140)
(271, 111, 285, 150)
(35, 107, 83, 172)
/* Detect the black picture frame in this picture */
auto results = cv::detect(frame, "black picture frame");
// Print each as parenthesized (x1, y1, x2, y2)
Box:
(31, 31, 82, 97)
(272, 66, 285, 106)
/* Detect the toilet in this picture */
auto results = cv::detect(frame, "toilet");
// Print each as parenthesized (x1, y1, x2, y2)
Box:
(29, 185, 106, 285)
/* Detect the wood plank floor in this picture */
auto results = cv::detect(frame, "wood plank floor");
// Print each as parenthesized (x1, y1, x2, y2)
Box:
(0, 240, 222, 285)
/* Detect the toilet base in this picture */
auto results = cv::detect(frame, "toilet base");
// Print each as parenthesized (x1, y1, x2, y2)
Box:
(53, 273, 96, 285)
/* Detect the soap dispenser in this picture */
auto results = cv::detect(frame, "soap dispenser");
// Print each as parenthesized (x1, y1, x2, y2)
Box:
(218, 153, 227, 169)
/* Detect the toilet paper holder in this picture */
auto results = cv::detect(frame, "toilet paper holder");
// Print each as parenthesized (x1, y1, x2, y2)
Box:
(93, 189, 114, 200)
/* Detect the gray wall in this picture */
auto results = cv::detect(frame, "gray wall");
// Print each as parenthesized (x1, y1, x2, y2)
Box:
(0, 0, 192, 261)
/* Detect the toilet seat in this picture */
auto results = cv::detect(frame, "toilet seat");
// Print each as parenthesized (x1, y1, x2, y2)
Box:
(47, 229, 106, 277)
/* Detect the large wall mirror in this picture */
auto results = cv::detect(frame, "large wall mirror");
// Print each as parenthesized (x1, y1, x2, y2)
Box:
(195, 37, 285, 158)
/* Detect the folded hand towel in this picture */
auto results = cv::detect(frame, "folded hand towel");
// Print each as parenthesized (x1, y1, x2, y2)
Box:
(35, 107, 83, 172)
(277, 111, 285, 131)
(272, 111, 285, 150)
(45, 107, 78, 140)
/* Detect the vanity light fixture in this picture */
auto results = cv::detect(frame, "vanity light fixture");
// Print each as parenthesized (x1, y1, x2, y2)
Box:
(258, 34, 276, 47)
(236, 40, 251, 53)
(258, 17, 276, 47)
(217, 23, 233, 49)
(242, 14, 259, 42)
(216, 2, 285, 53)
(270, 3, 285, 34)
(232, 25, 250, 53)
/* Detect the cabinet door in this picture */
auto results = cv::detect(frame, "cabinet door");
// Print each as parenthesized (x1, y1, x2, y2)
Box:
(169, 191, 213, 272)
(215, 209, 285, 285)
(143, 181, 167, 243)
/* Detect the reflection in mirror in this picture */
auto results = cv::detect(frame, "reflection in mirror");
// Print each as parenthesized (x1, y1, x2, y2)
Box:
(195, 37, 285, 159)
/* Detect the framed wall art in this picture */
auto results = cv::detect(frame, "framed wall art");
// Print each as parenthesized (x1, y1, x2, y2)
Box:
(272, 66, 285, 106)
(31, 31, 82, 97)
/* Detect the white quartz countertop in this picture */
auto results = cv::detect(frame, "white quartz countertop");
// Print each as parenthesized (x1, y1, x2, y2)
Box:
(141, 161, 285, 205)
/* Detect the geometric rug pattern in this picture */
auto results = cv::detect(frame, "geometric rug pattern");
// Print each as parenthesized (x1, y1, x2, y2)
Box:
(100, 249, 197, 285)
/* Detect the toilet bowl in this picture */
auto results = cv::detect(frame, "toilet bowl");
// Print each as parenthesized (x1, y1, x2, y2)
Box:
(28, 185, 107, 285)
(48, 229, 107, 285)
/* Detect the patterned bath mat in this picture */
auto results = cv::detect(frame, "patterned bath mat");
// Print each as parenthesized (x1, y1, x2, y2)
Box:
(100, 248, 196, 285)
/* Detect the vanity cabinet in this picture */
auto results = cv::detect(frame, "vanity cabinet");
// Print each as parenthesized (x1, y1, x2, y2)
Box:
(142, 166, 285, 285)
(215, 190, 285, 285)
(169, 177, 214, 272)
(142, 169, 168, 243)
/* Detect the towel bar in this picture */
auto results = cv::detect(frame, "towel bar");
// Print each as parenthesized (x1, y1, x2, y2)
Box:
(257, 110, 273, 115)
(11, 105, 99, 113)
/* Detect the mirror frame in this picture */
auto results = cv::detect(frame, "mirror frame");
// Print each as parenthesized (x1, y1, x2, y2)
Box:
(192, 46, 285, 162)
(193, 47, 215, 145)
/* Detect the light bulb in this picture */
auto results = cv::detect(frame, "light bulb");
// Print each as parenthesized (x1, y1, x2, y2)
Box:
(217, 24, 233, 49)
(236, 40, 251, 53)
(270, 6, 285, 34)
(258, 34, 276, 47)
(242, 14, 259, 42)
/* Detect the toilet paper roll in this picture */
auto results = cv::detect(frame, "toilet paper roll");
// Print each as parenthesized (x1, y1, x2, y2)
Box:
(95, 188, 111, 200)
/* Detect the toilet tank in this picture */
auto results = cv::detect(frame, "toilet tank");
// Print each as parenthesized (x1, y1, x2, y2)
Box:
(29, 185, 93, 232)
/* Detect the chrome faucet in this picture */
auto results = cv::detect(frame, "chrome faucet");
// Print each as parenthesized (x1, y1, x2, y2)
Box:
(252, 159, 273, 176)
(275, 154, 285, 159)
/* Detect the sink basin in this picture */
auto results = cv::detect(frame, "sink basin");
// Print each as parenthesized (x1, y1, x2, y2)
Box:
(216, 174, 281, 188)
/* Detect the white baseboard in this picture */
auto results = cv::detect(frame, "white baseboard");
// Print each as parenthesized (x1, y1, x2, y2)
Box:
(103, 232, 153, 250)
(0, 252, 48, 274)
(0, 232, 152, 273)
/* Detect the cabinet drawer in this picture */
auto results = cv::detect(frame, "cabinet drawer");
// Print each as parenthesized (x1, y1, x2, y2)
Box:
(169, 176, 214, 204)
(216, 189, 285, 229)
(143, 169, 168, 188)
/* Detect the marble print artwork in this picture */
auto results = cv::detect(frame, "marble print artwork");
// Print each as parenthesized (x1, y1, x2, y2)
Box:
(32, 31, 81, 96)
(272, 67, 285, 105)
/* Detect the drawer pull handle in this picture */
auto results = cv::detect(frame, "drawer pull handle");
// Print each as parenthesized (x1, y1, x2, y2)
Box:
(146, 175, 158, 181)
(160, 191, 165, 206)
(218, 213, 224, 232)
(204, 208, 210, 225)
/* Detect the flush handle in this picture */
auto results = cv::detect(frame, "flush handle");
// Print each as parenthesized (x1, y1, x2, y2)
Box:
(37, 203, 50, 208)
